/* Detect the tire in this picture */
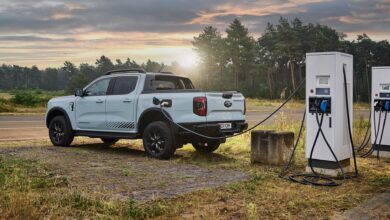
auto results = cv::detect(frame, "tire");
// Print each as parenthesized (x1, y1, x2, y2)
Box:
(142, 121, 175, 159)
(101, 138, 119, 145)
(192, 141, 220, 153)
(49, 115, 74, 146)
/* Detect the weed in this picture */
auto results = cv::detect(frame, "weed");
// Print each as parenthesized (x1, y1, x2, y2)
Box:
(227, 183, 241, 192)
(69, 192, 103, 210)
(122, 169, 131, 177)
(371, 173, 390, 187)
(250, 171, 265, 183)
(246, 202, 258, 220)
(127, 199, 143, 219)
(143, 202, 168, 218)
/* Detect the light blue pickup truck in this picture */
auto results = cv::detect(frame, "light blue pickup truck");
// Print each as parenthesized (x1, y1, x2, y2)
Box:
(45, 69, 247, 159)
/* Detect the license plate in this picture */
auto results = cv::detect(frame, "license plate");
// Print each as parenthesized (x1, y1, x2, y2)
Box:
(219, 123, 232, 130)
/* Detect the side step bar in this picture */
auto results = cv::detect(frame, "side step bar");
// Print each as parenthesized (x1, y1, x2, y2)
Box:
(74, 130, 138, 139)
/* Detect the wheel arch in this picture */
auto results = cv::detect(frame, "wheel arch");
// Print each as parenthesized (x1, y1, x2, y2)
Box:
(137, 107, 173, 135)
(46, 107, 72, 128)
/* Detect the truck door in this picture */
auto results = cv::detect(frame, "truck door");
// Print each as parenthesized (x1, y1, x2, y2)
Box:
(105, 76, 139, 132)
(75, 77, 112, 130)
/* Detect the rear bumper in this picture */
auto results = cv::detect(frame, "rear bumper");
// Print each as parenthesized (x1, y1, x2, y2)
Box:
(176, 121, 248, 139)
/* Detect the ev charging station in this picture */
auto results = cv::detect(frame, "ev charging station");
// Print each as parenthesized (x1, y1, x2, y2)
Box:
(371, 67, 390, 158)
(305, 52, 354, 176)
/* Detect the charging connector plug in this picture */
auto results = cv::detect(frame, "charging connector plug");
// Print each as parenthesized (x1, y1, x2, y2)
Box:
(385, 101, 390, 111)
(320, 100, 328, 113)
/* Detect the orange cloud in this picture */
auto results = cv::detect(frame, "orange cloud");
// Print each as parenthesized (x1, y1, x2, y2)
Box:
(190, 0, 332, 24)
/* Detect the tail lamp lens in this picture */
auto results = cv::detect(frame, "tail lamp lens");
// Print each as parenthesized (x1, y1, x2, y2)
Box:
(193, 96, 207, 116)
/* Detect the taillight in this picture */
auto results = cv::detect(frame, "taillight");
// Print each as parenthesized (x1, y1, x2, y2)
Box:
(244, 98, 246, 115)
(193, 96, 207, 116)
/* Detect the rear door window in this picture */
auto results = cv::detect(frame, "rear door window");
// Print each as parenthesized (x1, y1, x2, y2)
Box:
(111, 76, 138, 95)
(152, 76, 194, 90)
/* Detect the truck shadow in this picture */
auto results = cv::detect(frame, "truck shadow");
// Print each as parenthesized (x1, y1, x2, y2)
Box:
(70, 142, 238, 165)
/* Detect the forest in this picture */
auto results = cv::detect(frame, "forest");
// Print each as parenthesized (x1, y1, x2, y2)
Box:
(1, 17, 389, 102)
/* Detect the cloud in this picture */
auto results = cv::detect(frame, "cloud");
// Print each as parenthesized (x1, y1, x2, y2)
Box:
(0, 35, 77, 42)
(0, 0, 389, 67)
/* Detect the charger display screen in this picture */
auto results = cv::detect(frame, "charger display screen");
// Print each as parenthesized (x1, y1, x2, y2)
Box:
(381, 84, 390, 91)
(317, 76, 330, 86)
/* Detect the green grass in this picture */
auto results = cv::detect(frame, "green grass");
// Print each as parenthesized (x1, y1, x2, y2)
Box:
(246, 98, 370, 111)
(0, 90, 65, 114)
(246, 98, 305, 109)
(0, 154, 169, 219)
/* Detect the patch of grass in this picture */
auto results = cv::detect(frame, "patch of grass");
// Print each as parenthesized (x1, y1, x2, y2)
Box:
(371, 173, 390, 187)
(246, 98, 305, 109)
(127, 199, 168, 219)
(0, 156, 64, 191)
(122, 169, 131, 177)
(0, 90, 65, 114)
(246, 202, 258, 220)
(0, 153, 169, 219)
(246, 98, 369, 111)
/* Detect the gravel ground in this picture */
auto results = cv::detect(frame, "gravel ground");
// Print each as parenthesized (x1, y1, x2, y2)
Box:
(0, 144, 249, 202)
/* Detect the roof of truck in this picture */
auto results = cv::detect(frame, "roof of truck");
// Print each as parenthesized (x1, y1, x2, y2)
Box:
(104, 69, 175, 76)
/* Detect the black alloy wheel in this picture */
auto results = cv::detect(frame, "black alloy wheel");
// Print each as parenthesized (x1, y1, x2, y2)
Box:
(49, 115, 74, 146)
(143, 121, 175, 159)
(52, 122, 64, 143)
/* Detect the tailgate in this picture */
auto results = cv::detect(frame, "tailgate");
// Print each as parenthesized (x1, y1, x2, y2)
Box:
(206, 91, 245, 122)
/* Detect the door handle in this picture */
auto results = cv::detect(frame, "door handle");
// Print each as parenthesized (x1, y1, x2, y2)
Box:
(123, 99, 132, 103)
(96, 99, 104, 103)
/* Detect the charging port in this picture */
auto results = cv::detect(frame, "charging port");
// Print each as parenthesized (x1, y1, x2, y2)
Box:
(374, 99, 390, 112)
(309, 97, 331, 114)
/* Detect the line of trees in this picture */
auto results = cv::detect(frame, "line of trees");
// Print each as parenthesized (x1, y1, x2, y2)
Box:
(0, 56, 177, 93)
(1, 17, 390, 101)
(192, 17, 390, 101)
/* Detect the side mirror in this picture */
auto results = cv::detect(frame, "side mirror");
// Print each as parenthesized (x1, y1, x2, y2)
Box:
(75, 88, 84, 97)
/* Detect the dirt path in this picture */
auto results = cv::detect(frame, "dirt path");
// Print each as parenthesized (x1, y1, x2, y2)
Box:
(333, 191, 390, 220)
(0, 144, 248, 202)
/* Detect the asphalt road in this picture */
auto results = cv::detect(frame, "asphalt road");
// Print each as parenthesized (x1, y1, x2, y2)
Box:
(0, 107, 370, 141)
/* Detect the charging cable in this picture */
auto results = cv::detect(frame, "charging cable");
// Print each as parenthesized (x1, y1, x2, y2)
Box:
(159, 78, 306, 140)
(361, 100, 389, 159)
(284, 101, 344, 186)
(362, 110, 382, 157)
(342, 65, 359, 177)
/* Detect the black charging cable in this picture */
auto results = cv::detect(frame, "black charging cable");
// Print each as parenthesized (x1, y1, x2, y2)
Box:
(355, 67, 372, 152)
(158, 78, 306, 140)
(355, 110, 371, 152)
(278, 110, 306, 179)
(376, 111, 388, 159)
(361, 110, 382, 158)
(282, 104, 345, 186)
(342, 66, 359, 177)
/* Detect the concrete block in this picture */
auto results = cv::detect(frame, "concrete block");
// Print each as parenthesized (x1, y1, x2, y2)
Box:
(251, 130, 294, 166)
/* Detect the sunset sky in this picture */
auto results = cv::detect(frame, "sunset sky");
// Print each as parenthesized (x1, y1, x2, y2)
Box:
(0, 0, 389, 68)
